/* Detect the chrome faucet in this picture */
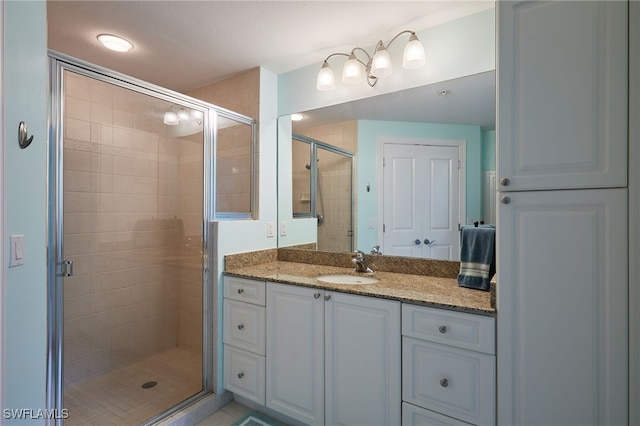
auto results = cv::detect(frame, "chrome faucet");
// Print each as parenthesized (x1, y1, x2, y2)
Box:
(352, 250, 373, 273)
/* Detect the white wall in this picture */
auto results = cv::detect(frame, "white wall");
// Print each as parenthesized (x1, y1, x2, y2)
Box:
(3, 1, 49, 422)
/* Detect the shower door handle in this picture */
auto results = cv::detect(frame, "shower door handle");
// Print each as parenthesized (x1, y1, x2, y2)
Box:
(58, 260, 74, 277)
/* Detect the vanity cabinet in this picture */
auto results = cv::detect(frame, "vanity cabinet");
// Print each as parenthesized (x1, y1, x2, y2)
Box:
(223, 276, 266, 404)
(402, 304, 495, 426)
(266, 282, 401, 426)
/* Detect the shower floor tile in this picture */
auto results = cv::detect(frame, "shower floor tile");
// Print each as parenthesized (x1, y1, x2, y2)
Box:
(64, 347, 202, 426)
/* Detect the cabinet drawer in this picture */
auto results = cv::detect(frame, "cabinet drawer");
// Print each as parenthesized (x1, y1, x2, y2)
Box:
(224, 276, 266, 306)
(403, 337, 495, 426)
(224, 345, 265, 404)
(402, 402, 472, 426)
(223, 299, 265, 355)
(403, 304, 495, 354)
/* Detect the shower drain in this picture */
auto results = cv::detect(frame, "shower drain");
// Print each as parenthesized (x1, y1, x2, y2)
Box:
(141, 381, 158, 389)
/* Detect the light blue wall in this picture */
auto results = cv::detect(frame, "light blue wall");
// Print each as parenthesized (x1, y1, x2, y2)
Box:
(482, 130, 496, 172)
(3, 0, 49, 422)
(356, 120, 482, 251)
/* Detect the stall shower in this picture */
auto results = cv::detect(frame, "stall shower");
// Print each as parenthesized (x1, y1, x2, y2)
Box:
(47, 54, 227, 425)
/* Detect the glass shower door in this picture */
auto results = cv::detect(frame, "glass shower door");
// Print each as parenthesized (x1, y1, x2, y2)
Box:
(58, 68, 206, 425)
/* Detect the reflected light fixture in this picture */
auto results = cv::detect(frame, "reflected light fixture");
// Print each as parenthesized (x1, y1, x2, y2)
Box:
(316, 30, 425, 91)
(163, 105, 204, 126)
(97, 34, 134, 52)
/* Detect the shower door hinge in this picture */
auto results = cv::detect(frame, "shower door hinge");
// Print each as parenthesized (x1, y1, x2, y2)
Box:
(58, 260, 74, 277)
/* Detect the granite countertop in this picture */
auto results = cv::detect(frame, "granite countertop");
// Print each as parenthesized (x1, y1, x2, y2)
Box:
(225, 259, 495, 316)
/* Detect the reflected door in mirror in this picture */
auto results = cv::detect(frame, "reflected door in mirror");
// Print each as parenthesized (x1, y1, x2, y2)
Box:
(382, 144, 460, 260)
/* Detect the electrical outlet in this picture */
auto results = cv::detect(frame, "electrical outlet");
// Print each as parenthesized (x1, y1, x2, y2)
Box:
(280, 221, 287, 236)
(267, 221, 275, 238)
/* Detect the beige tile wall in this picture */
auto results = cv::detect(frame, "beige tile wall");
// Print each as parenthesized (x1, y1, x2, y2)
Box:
(186, 69, 259, 214)
(63, 71, 203, 386)
(295, 121, 358, 252)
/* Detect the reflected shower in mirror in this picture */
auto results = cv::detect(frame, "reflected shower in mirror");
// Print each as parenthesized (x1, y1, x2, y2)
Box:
(292, 133, 355, 253)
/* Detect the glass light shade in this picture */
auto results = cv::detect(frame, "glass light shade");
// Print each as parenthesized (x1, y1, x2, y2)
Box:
(316, 62, 336, 91)
(341, 54, 363, 84)
(370, 47, 392, 78)
(191, 109, 204, 121)
(97, 34, 133, 52)
(402, 34, 425, 69)
(177, 108, 190, 121)
(163, 111, 179, 125)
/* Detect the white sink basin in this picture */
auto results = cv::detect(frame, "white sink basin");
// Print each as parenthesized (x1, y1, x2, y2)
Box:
(316, 274, 379, 285)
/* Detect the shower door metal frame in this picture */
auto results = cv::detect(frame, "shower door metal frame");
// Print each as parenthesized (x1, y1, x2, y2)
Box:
(46, 51, 251, 425)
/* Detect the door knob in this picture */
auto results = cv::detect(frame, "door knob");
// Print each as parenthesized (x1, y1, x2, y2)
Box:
(414, 239, 421, 245)
(424, 239, 436, 245)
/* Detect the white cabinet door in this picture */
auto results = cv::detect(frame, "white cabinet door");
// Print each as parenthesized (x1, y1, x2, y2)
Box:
(266, 282, 324, 426)
(497, 1, 628, 191)
(325, 292, 401, 426)
(497, 188, 628, 425)
(266, 283, 401, 426)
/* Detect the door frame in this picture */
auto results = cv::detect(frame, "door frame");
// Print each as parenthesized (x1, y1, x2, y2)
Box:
(376, 136, 466, 254)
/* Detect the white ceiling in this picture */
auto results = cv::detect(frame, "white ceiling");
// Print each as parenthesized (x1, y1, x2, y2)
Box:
(47, 0, 496, 129)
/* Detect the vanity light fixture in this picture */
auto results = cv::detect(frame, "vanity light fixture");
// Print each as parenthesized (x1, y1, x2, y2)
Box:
(97, 34, 134, 52)
(316, 30, 425, 91)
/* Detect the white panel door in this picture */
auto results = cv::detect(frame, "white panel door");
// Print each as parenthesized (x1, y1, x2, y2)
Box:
(266, 283, 324, 426)
(497, 188, 628, 425)
(497, 1, 628, 191)
(383, 144, 460, 260)
(325, 292, 401, 426)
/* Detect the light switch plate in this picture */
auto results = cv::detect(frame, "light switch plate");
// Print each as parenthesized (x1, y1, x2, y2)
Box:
(9, 235, 25, 267)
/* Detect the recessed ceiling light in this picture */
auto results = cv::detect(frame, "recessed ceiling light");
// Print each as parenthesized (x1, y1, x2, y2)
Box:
(291, 113, 304, 121)
(97, 34, 133, 52)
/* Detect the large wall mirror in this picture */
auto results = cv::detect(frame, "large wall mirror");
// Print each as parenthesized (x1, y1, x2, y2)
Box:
(277, 5, 496, 261)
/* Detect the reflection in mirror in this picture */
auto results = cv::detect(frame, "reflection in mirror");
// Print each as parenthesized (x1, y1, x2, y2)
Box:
(284, 71, 496, 259)
(292, 133, 355, 253)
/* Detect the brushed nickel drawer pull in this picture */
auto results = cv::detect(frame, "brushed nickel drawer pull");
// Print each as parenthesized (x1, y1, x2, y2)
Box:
(439, 325, 447, 333)
(440, 378, 449, 387)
